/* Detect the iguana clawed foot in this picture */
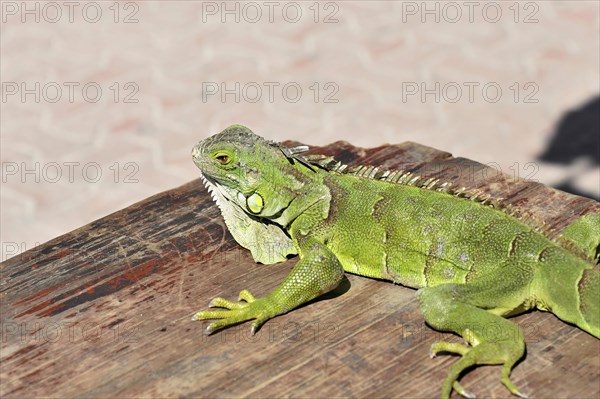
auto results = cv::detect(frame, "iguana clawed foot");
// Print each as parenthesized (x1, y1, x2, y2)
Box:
(429, 340, 528, 399)
(192, 289, 277, 335)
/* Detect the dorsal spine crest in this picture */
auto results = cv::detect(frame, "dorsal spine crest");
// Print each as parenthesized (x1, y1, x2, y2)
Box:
(287, 145, 595, 263)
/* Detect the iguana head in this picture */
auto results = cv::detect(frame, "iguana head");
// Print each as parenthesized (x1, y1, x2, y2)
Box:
(192, 124, 326, 263)
(192, 124, 305, 218)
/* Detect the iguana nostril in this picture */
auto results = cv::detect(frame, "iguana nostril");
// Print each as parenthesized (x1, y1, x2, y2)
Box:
(191, 146, 200, 158)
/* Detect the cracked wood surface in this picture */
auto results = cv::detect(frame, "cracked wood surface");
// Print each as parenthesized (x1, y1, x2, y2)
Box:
(1, 141, 599, 399)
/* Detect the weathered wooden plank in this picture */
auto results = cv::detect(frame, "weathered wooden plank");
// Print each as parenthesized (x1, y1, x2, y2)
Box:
(1, 141, 598, 399)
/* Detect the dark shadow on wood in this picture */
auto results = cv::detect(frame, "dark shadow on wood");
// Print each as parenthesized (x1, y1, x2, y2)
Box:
(554, 181, 598, 202)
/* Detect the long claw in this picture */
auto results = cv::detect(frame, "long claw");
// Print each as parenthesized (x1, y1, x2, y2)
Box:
(433, 338, 525, 399)
(239, 289, 256, 302)
(192, 290, 277, 335)
(209, 297, 247, 309)
(453, 381, 476, 399)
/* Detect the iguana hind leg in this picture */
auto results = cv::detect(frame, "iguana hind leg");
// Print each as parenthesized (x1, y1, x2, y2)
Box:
(416, 263, 534, 399)
(560, 213, 600, 262)
(537, 253, 600, 338)
(576, 265, 600, 337)
(551, 213, 600, 337)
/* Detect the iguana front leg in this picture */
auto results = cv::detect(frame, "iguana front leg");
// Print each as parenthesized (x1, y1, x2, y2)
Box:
(193, 234, 345, 334)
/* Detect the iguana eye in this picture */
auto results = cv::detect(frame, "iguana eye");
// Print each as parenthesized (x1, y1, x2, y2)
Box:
(215, 154, 231, 165)
(246, 193, 264, 214)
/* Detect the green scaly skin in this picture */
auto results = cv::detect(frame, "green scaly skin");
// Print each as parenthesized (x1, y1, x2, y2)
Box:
(191, 125, 600, 399)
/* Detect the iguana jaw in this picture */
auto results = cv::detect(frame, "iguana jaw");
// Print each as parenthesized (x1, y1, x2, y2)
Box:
(195, 168, 298, 264)
(197, 171, 237, 215)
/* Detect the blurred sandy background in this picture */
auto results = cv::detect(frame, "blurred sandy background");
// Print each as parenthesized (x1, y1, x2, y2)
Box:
(1, 1, 599, 261)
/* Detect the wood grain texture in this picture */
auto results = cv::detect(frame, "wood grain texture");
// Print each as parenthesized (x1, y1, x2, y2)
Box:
(2, 141, 599, 399)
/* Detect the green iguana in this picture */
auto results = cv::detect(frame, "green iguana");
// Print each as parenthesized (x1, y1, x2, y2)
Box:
(191, 125, 600, 399)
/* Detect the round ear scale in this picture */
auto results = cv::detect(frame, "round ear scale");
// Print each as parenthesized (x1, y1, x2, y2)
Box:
(246, 193, 264, 214)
